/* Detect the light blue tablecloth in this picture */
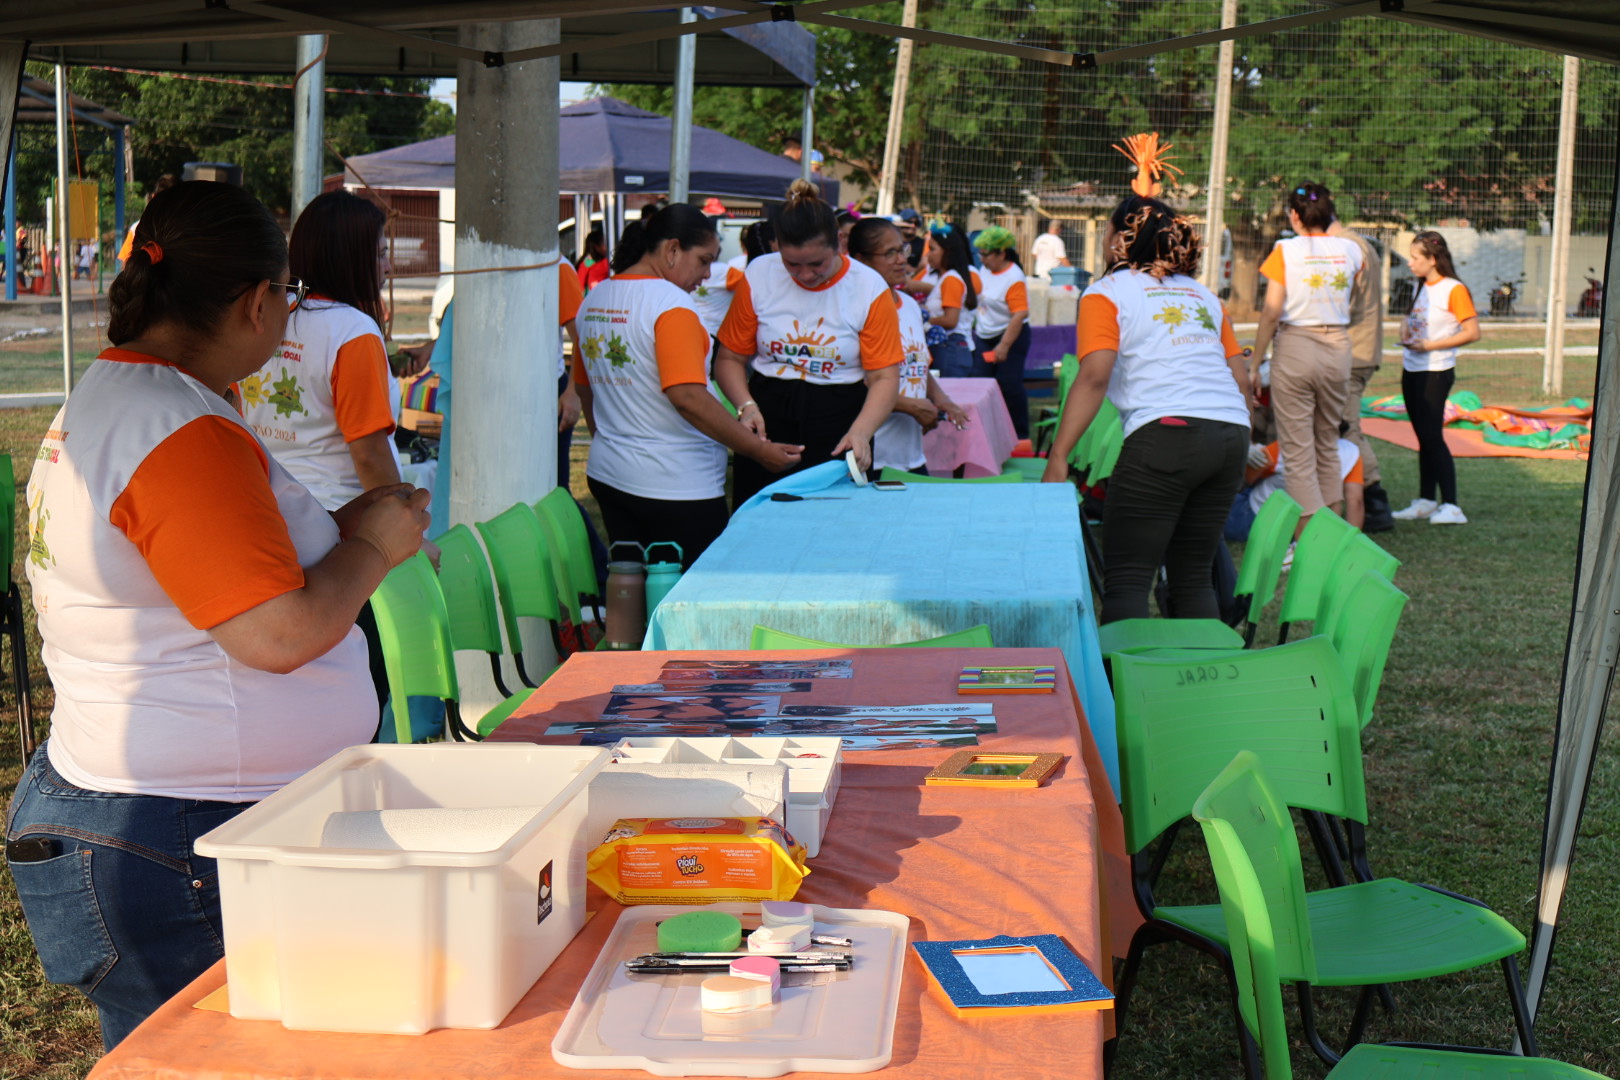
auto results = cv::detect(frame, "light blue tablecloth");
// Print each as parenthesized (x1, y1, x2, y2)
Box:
(644, 463, 1120, 790)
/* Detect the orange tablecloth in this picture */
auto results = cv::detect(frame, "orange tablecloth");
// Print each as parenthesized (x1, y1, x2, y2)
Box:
(91, 648, 1131, 1080)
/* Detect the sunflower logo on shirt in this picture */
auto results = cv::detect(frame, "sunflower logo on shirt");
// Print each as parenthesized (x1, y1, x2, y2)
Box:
(1153, 304, 1189, 329)
(26, 490, 51, 570)
(264, 369, 308, 419)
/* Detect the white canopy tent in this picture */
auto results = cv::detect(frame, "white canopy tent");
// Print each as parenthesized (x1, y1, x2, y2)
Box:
(1, 0, 1616, 1035)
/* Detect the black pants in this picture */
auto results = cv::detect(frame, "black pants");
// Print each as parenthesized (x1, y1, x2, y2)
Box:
(731, 372, 868, 505)
(587, 477, 729, 570)
(557, 373, 574, 489)
(1100, 416, 1249, 624)
(1402, 368, 1456, 505)
(973, 323, 1033, 439)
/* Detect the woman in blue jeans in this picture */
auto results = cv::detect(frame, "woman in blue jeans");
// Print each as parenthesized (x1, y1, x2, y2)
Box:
(1042, 141, 1251, 623)
(922, 223, 979, 378)
(6, 181, 430, 1049)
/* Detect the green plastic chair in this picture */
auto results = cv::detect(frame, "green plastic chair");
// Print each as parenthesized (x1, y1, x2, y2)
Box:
(1314, 534, 1401, 638)
(1324, 571, 1407, 730)
(877, 468, 1021, 484)
(1086, 407, 1125, 485)
(526, 503, 597, 651)
(999, 457, 1048, 481)
(535, 487, 605, 639)
(475, 503, 566, 689)
(748, 623, 995, 649)
(1, 453, 35, 763)
(1275, 509, 1359, 644)
(436, 524, 519, 699)
(1030, 352, 1080, 455)
(1189, 752, 1541, 1072)
(369, 553, 480, 742)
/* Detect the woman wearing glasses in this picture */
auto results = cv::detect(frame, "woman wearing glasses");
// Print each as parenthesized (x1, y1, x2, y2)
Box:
(7, 181, 430, 1050)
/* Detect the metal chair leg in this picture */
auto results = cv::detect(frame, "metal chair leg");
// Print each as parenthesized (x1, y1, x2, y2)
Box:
(1503, 955, 1537, 1056)
(1297, 982, 1344, 1066)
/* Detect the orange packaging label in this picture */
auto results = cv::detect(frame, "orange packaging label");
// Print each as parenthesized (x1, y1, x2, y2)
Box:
(586, 816, 808, 906)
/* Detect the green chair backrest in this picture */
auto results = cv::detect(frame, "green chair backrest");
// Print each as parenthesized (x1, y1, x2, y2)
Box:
(475, 503, 562, 653)
(1111, 635, 1366, 857)
(528, 503, 581, 624)
(435, 524, 505, 656)
(0, 453, 15, 579)
(370, 552, 458, 743)
(1275, 510, 1358, 626)
(536, 486, 600, 604)
(1055, 352, 1079, 405)
(1087, 408, 1125, 484)
(749, 623, 995, 649)
(1324, 571, 1407, 730)
(1193, 751, 1321, 1076)
(1231, 491, 1303, 625)
(876, 468, 1021, 484)
(1314, 534, 1400, 633)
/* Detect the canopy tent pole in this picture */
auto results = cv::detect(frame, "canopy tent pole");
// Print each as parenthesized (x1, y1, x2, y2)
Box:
(874, 0, 918, 218)
(54, 60, 73, 399)
(1542, 54, 1578, 396)
(112, 125, 125, 270)
(1200, 0, 1237, 294)
(291, 33, 327, 218)
(1524, 113, 1620, 1032)
(799, 86, 814, 184)
(4, 135, 16, 303)
(668, 8, 696, 204)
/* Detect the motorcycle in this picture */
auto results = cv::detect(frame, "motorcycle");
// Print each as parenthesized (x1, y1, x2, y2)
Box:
(1489, 278, 1520, 318)
(1578, 270, 1604, 318)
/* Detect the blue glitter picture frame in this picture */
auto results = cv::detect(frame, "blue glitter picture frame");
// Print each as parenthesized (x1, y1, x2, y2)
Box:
(912, 934, 1113, 1014)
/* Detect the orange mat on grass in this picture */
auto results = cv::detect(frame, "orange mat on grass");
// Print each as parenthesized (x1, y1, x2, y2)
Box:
(1361, 417, 1588, 460)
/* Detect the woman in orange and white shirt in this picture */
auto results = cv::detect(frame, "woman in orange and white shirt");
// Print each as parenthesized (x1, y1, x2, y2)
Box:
(576, 205, 801, 566)
(1249, 182, 1364, 524)
(715, 180, 902, 502)
(1390, 230, 1479, 525)
(922, 223, 980, 378)
(971, 226, 1033, 438)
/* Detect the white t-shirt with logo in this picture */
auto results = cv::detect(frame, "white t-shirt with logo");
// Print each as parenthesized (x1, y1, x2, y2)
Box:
(27, 348, 375, 800)
(241, 299, 397, 511)
(1260, 235, 1363, 327)
(718, 254, 903, 386)
(873, 290, 932, 472)
(1079, 270, 1249, 438)
(691, 259, 735, 337)
(576, 275, 727, 501)
(925, 269, 980, 341)
(1402, 277, 1477, 373)
(1248, 438, 1361, 516)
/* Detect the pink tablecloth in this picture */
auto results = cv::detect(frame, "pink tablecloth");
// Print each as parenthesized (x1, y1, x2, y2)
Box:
(923, 376, 1019, 478)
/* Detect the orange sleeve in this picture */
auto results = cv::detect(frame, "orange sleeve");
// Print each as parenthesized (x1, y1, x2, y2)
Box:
(330, 334, 396, 442)
(117, 225, 136, 262)
(572, 347, 588, 387)
(1448, 284, 1477, 321)
(859, 291, 904, 370)
(1076, 293, 1120, 358)
(654, 308, 712, 389)
(110, 416, 306, 629)
(939, 275, 965, 310)
(970, 271, 983, 294)
(1260, 246, 1286, 284)
(1006, 280, 1029, 314)
(717, 276, 758, 356)
(726, 266, 745, 290)
(1346, 458, 1365, 486)
(1220, 314, 1242, 359)
(558, 262, 584, 324)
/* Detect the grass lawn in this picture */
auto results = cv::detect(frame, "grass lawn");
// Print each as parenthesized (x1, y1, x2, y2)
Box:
(1, 400, 1617, 1077)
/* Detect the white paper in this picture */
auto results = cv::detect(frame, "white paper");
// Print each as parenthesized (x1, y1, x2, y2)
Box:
(956, 950, 1068, 996)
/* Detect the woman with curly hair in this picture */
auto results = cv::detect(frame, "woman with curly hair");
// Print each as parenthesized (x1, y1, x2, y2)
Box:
(1043, 135, 1251, 623)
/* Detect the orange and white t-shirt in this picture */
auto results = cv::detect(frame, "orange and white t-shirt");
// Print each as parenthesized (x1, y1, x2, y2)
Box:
(925, 268, 981, 340)
(1402, 277, 1476, 373)
(1259, 235, 1363, 326)
(691, 258, 736, 337)
(26, 349, 375, 800)
(873, 290, 932, 472)
(240, 299, 397, 511)
(1247, 438, 1363, 516)
(1079, 269, 1249, 437)
(575, 275, 726, 500)
(717, 254, 902, 386)
(974, 263, 1029, 338)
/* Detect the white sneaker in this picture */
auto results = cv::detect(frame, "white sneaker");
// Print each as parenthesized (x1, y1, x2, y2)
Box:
(1280, 542, 1296, 572)
(1391, 498, 1438, 521)
(1429, 503, 1469, 525)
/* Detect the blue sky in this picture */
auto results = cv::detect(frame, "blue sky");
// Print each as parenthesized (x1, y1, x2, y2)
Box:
(430, 79, 594, 110)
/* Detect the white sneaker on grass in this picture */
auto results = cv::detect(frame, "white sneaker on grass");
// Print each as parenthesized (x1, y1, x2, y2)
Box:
(1429, 502, 1468, 525)
(1391, 498, 1438, 521)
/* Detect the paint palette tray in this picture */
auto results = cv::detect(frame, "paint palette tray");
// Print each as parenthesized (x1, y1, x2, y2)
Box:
(607, 738, 842, 858)
(552, 902, 909, 1076)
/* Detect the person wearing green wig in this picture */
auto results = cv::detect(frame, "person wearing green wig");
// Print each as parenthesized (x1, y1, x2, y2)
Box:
(971, 226, 1032, 438)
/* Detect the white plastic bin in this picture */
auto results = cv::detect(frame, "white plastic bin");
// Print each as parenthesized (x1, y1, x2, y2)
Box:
(195, 743, 609, 1035)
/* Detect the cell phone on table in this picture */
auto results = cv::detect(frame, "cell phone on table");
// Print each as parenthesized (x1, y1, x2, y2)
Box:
(872, 480, 908, 491)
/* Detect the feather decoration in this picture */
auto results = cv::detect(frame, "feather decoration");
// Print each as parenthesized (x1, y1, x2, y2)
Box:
(1112, 132, 1184, 198)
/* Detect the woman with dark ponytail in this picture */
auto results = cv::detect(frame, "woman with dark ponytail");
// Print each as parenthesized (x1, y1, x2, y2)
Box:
(1044, 135, 1251, 623)
(576, 205, 802, 566)
(1250, 180, 1364, 527)
(921, 222, 980, 377)
(10, 181, 430, 1049)
(714, 179, 902, 501)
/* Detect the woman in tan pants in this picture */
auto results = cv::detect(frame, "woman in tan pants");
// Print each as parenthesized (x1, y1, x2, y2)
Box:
(1250, 182, 1364, 525)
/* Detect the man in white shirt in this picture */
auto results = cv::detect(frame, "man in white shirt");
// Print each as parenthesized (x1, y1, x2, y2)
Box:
(1031, 220, 1069, 279)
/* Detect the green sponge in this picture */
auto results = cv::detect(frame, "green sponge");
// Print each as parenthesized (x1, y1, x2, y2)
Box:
(657, 910, 743, 953)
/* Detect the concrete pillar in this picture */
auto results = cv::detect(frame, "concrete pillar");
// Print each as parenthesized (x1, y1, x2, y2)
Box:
(668, 8, 697, 204)
(1201, 0, 1237, 294)
(1543, 55, 1578, 397)
(874, 0, 918, 216)
(292, 34, 327, 218)
(799, 87, 814, 184)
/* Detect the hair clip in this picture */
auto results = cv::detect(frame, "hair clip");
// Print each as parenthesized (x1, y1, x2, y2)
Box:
(929, 223, 954, 237)
(1295, 187, 1308, 195)
(141, 240, 164, 264)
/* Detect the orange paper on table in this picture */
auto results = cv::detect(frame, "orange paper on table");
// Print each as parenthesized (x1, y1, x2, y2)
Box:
(587, 816, 808, 905)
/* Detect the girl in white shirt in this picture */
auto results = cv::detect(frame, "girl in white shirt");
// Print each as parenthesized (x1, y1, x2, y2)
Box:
(971, 226, 1034, 439)
(1391, 231, 1479, 525)
(848, 217, 968, 474)
(922, 224, 980, 378)
(576, 205, 801, 565)
(715, 180, 902, 501)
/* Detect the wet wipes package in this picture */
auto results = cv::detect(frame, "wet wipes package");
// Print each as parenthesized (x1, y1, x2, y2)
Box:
(586, 816, 809, 905)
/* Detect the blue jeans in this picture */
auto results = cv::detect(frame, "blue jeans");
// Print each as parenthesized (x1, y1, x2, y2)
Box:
(929, 334, 974, 378)
(973, 324, 1033, 438)
(6, 745, 250, 1049)
(1224, 489, 1258, 542)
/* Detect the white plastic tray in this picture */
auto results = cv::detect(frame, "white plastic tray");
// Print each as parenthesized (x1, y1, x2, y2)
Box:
(551, 902, 909, 1076)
